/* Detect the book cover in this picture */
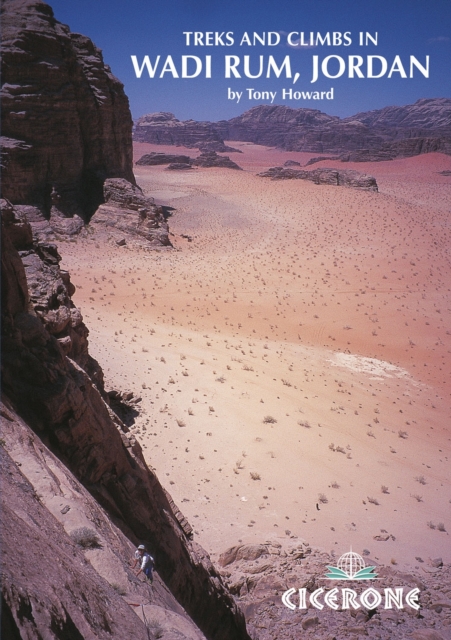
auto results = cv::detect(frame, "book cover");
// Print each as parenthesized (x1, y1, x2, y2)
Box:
(2, 0, 450, 638)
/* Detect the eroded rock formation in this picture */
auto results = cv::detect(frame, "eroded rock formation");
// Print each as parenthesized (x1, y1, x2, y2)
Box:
(90, 178, 171, 247)
(1, 0, 135, 224)
(258, 167, 378, 191)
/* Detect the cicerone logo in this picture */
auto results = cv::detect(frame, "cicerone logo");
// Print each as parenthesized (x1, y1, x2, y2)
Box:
(325, 549, 377, 581)
(282, 547, 420, 612)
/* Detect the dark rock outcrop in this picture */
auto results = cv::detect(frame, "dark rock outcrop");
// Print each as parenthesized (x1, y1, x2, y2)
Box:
(192, 151, 242, 170)
(166, 162, 195, 170)
(1, 0, 135, 225)
(305, 155, 340, 166)
(90, 178, 171, 246)
(136, 152, 192, 166)
(2, 172, 250, 640)
(1, 198, 105, 390)
(258, 167, 378, 191)
(135, 99, 451, 159)
(197, 141, 242, 153)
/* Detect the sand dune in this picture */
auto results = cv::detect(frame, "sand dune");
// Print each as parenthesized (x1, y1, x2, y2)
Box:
(60, 143, 451, 571)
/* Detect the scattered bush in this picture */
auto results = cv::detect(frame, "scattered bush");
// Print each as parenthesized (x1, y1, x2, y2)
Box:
(250, 472, 261, 480)
(111, 583, 127, 595)
(263, 416, 277, 424)
(70, 527, 101, 549)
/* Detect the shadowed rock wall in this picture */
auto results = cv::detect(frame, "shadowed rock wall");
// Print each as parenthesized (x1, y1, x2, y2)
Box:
(1, 0, 135, 223)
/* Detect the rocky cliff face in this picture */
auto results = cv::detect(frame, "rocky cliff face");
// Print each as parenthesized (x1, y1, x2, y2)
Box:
(1, 204, 250, 639)
(1, 0, 135, 229)
(1, 401, 206, 640)
(135, 99, 451, 158)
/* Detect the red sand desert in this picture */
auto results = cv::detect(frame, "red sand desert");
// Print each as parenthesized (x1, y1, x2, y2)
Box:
(60, 143, 451, 571)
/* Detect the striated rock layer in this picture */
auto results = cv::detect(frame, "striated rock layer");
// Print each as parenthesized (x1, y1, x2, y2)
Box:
(0, 0, 135, 227)
(1, 209, 250, 638)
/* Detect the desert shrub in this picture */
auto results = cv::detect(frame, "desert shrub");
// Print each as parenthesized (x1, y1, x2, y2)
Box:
(111, 583, 127, 595)
(250, 472, 261, 480)
(318, 493, 328, 504)
(367, 496, 379, 505)
(263, 416, 277, 424)
(70, 527, 101, 549)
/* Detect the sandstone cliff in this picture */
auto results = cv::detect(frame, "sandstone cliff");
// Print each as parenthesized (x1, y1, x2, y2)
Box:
(0, 0, 148, 239)
(134, 99, 451, 159)
(1, 204, 250, 639)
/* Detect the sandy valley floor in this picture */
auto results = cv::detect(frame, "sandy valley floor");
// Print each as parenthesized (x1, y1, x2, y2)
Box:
(60, 142, 451, 571)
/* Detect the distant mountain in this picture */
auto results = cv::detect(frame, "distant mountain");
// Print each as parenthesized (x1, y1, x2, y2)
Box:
(134, 98, 451, 159)
(342, 98, 451, 130)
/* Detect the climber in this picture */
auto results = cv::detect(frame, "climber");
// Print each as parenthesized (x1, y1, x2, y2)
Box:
(134, 544, 155, 584)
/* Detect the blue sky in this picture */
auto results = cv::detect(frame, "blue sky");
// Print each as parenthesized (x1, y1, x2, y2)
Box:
(49, 0, 451, 121)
